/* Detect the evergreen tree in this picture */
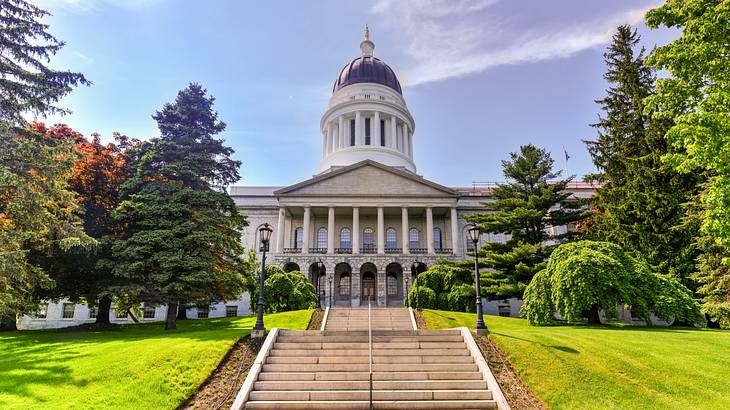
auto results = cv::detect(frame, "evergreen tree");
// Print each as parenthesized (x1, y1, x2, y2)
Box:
(583, 25, 702, 284)
(465, 145, 584, 298)
(111, 84, 248, 330)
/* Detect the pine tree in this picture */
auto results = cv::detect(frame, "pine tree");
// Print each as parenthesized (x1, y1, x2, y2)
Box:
(465, 145, 584, 298)
(584, 25, 702, 284)
(111, 84, 248, 330)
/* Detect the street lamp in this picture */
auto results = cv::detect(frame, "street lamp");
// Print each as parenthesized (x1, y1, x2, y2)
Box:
(329, 276, 333, 308)
(412, 261, 423, 310)
(405, 277, 410, 306)
(316, 260, 325, 309)
(467, 223, 488, 334)
(252, 223, 273, 337)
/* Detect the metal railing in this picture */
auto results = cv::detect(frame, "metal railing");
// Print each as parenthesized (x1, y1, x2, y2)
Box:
(368, 295, 373, 410)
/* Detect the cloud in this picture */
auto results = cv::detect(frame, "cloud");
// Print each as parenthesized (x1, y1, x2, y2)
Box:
(36, 0, 161, 12)
(371, 0, 659, 86)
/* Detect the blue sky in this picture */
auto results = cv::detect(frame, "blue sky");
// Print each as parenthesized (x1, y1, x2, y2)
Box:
(38, 0, 675, 187)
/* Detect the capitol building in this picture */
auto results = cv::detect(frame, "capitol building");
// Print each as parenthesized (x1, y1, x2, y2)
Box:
(19, 29, 595, 329)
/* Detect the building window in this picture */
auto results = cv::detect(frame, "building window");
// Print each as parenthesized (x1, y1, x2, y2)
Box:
(35, 304, 48, 319)
(340, 228, 351, 249)
(433, 228, 442, 250)
(88, 307, 97, 319)
(226, 305, 238, 317)
(386, 228, 397, 248)
(365, 117, 371, 145)
(498, 305, 511, 317)
(143, 306, 156, 319)
(62, 303, 75, 319)
(409, 228, 420, 249)
(387, 273, 398, 296)
(317, 228, 327, 248)
(294, 227, 303, 249)
(350, 119, 356, 146)
(197, 307, 209, 319)
(380, 120, 386, 146)
(339, 273, 351, 296)
(363, 227, 375, 250)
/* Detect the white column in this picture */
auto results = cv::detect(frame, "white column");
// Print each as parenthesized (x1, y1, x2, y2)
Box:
(302, 206, 311, 254)
(331, 123, 338, 152)
(352, 207, 360, 254)
(426, 207, 434, 255)
(377, 206, 385, 254)
(355, 111, 362, 146)
(276, 207, 285, 253)
(338, 115, 345, 148)
(401, 123, 408, 154)
(390, 116, 397, 149)
(402, 207, 410, 254)
(327, 207, 335, 254)
(407, 130, 413, 158)
(323, 129, 329, 156)
(450, 207, 459, 255)
(327, 124, 334, 154)
(374, 111, 381, 146)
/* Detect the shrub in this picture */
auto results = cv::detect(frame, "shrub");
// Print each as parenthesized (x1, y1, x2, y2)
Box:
(249, 266, 317, 313)
(406, 286, 436, 309)
(447, 284, 476, 313)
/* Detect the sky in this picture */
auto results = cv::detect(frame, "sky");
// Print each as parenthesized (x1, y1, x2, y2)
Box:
(37, 0, 676, 187)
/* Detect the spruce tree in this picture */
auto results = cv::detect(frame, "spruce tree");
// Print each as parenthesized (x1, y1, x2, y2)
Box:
(111, 84, 248, 330)
(584, 25, 702, 284)
(465, 145, 584, 298)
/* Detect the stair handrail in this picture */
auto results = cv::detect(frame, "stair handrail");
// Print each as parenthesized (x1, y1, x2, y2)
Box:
(368, 295, 373, 410)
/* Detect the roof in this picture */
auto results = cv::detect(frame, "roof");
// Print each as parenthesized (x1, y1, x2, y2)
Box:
(333, 56, 402, 95)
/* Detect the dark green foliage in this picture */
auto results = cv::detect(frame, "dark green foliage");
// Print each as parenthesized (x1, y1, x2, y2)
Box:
(521, 241, 704, 326)
(447, 284, 476, 313)
(583, 25, 702, 285)
(407, 263, 474, 312)
(111, 84, 248, 330)
(0, 0, 90, 125)
(465, 145, 583, 298)
(249, 266, 317, 313)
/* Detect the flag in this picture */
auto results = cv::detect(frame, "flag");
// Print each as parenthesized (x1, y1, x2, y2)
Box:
(563, 146, 570, 162)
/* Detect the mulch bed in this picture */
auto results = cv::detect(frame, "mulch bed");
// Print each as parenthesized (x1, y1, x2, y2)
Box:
(414, 309, 547, 410)
(307, 309, 325, 330)
(178, 336, 264, 410)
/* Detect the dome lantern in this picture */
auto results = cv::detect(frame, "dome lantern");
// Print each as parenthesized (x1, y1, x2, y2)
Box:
(360, 24, 375, 57)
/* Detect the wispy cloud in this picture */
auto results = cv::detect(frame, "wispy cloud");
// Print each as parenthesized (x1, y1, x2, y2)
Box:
(37, 0, 161, 13)
(371, 0, 658, 86)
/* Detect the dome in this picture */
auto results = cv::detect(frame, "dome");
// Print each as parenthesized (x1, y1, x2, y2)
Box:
(333, 56, 403, 95)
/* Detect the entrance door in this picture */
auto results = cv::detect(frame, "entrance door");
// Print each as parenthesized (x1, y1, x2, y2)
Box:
(362, 272, 375, 302)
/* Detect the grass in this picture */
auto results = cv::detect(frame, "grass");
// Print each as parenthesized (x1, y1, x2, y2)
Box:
(0, 310, 312, 410)
(423, 309, 730, 410)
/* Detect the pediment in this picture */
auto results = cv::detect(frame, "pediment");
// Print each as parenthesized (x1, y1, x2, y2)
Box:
(275, 160, 457, 198)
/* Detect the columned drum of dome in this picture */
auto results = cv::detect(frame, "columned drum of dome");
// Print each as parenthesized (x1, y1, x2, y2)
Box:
(319, 27, 417, 173)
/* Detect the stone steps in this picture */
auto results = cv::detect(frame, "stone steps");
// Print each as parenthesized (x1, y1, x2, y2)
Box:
(246, 400, 496, 409)
(249, 390, 493, 401)
(262, 363, 479, 373)
(258, 371, 484, 381)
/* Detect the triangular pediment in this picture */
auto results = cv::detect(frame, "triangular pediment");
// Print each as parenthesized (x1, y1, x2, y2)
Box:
(275, 160, 458, 197)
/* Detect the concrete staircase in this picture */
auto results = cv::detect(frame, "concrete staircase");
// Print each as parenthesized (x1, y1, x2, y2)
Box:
(235, 308, 505, 410)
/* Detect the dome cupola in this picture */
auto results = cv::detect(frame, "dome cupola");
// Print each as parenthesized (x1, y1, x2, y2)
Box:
(319, 26, 416, 174)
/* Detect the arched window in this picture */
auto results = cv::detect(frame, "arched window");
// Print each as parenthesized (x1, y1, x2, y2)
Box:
(386, 228, 397, 249)
(339, 273, 351, 296)
(387, 273, 398, 296)
(317, 228, 327, 248)
(340, 228, 351, 249)
(409, 228, 420, 250)
(363, 228, 375, 246)
(294, 227, 303, 249)
(433, 228, 442, 250)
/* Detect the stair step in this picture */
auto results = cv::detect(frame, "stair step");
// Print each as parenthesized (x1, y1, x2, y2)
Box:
(258, 371, 483, 381)
(267, 355, 475, 364)
(269, 348, 470, 357)
(277, 335, 463, 343)
(249, 389, 493, 401)
(246, 399, 497, 409)
(253, 380, 489, 391)
(262, 363, 479, 373)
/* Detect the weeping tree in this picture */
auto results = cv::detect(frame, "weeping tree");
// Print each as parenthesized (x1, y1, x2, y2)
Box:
(521, 241, 704, 326)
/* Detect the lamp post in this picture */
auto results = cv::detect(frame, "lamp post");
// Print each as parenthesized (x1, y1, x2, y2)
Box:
(405, 277, 410, 306)
(467, 223, 488, 335)
(412, 261, 422, 310)
(252, 223, 273, 338)
(316, 260, 325, 309)
(329, 276, 333, 308)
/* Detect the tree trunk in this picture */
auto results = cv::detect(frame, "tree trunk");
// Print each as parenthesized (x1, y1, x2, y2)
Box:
(95, 295, 112, 325)
(165, 302, 178, 330)
(588, 306, 601, 324)
(0, 316, 18, 331)
(176, 304, 188, 320)
(128, 311, 139, 323)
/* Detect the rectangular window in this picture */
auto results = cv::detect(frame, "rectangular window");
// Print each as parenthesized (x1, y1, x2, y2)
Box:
(380, 120, 385, 146)
(350, 119, 356, 146)
(88, 307, 97, 319)
(498, 305, 511, 317)
(143, 306, 156, 319)
(226, 305, 238, 317)
(365, 118, 371, 145)
(197, 307, 209, 319)
(62, 303, 75, 319)
(35, 304, 48, 319)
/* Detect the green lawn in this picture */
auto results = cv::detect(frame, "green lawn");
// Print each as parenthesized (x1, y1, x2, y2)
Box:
(424, 309, 730, 410)
(0, 310, 312, 410)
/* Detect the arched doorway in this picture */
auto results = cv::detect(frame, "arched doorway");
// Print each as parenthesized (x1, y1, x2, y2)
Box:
(360, 262, 377, 305)
(308, 263, 326, 308)
(283, 262, 300, 273)
(385, 262, 404, 306)
(334, 263, 352, 307)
